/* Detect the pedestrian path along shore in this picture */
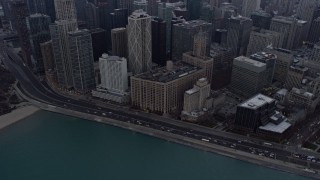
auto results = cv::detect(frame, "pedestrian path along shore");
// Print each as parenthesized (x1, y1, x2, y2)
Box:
(0, 105, 40, 129)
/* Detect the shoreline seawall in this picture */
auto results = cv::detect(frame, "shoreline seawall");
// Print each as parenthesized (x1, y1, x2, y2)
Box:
(13, 85, 320, 179)
(0, 105, 40, 130)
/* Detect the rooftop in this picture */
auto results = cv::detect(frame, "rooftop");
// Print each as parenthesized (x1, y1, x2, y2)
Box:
(233, 56, 267, 72)
(250, 52, 277, 62)
(135, 61, 202, 83)
(259, 120, 291, 134)
(185, 87, 199, 95)
(174, 20, 211, 29)
(129, 10, 150, 19)
(291, 88, 315, 99)
(251, 9, 272, 17)
(240, 94, 275, 109)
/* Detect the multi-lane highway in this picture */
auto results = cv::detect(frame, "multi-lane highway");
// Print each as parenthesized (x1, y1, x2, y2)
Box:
(1, 38, 320, 173)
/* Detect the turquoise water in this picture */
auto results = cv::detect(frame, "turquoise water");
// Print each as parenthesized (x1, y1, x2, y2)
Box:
(0, 111, 310, 180)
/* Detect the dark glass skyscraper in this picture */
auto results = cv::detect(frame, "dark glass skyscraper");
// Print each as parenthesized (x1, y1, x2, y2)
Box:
(152, 18, 167, 66)
(68, 29, 96, 94)
(172, 20, 212, 61)
(226, 16, 252, 56)
(187, 0, 201, 20)
(110, 8, 128, 29)
(10, 0, 32, 66)
(26, 14, 51, 73)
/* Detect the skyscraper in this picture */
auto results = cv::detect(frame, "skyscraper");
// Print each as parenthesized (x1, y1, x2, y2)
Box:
(251, 9, 272, 29)
(241, 0, 261, 17)
(158, 2, 174, 53)
(127, 10, 152, 75)
(183, 30, 214, 84)
(26, 14, 51, 73)
(152, 18, 167, 66)
(68, 29, 96, 93)
(246, 29, 283, 56)
(90, 28, 108, 61)
(50, 0, 78, 88)
(110, 8, 128, 29)
(85, 2, 100, 29)
(296, 0, 318, 35)
(250, 52, 276, 85)
(226, 16, 252, 56)
(99, 54, 128, 93)
(308, 17, 320, 43)
(117, 0, 134, 15)
(187, 0, 201, 20)
(75, 0, 87, 21)
(172, 20, 212, 61)
(50, 20, 78, 87)
(111, 27, 128, 58)
(147, 0, 158, 16)
(266, 48, 293, 83)
(133, 0, 147, 12)
(270, 16, 308, 50)
(10, 0, 32, 67)
(26, 0, 47, 14)
(230, 56, 268, 97)
(54, 0, 77, 20)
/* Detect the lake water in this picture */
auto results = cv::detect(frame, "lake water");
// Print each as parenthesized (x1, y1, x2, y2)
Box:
(0, 111, 310, 180)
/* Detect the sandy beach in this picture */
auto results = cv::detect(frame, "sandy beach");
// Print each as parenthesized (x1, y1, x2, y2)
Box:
(0, 105, 40, 130)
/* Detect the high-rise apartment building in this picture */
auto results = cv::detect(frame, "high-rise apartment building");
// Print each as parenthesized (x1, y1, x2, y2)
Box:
(226, 16, 252, 56)
(127, 10, 152, 75)
(54, 0, 77, 20)
(266, 48, 293, 83)
(230, 56, 268, 97)
(99, 54, 128, 93)
(131, 62, 205, 114)
(50, 20, 78, 87)
(111, 27, 128, 58)
(10, 0, 32, 67)
(172, 20, 212, 61)
(68, 29, 95, 93)
(26, 14, 51, 73)
(92, 54, 130, 103)
(308, 17, 320, 43)
(241, 0, 261, 17)
(246, 29, 283, 56)
(270, 16, 308, 50)
(50, 0, 78, 88)
(152, 18, 167, 66)
(250, 52, 276, 85)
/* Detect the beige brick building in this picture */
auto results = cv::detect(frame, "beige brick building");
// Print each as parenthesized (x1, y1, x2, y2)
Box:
(131, 61, 205, 114)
